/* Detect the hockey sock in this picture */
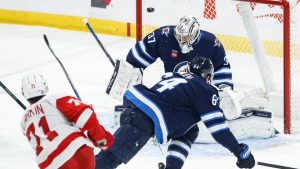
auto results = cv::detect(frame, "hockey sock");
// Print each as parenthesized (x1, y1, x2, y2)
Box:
(166, 156, 184, 169)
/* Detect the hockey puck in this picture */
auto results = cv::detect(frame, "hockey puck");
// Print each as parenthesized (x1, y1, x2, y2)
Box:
(147, 7, 155, 13)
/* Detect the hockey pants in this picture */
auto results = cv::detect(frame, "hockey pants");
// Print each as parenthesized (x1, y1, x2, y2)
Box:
(60, 145, 95, 169)
(95, 102, 154, 169)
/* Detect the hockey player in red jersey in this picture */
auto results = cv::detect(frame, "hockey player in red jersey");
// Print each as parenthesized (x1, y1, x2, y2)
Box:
(20, 73, 114, 169)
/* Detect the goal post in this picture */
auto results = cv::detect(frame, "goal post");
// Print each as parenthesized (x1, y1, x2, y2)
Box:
(135, 0, 300, 134)
(237, 0, 292, 134)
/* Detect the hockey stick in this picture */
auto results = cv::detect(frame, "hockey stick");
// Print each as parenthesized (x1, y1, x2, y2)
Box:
(0, 81, 26, 110)
(257, 161, 298, 169)
(157, 161, 297, 169)
(43, 34, 82, 101)
(83, 18, 116, 67)
(83, 18, 144, 76)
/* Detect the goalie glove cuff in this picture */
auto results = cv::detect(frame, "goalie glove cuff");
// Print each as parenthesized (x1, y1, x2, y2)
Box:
(218, 84, 232, 91)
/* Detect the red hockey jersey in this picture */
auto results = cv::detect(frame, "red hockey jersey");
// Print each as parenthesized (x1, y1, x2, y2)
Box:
(21, 95, 108, 169)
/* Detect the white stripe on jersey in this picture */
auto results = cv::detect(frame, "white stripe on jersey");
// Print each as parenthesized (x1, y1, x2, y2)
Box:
(45, 137, 93, 169)
(214, 67, 231, 75)
(201, 111, 223, 122)
(75, 108, 93, 128)
(212, 78, 233, 85)
(131, 45, 151, 67)
(128, 87, 168, 143)
(168, 150, 187, 162)
(37, 126, 84, 163)
(138, 41, 155, 61)
(170, 140, 191, 152)
(207, 122, 229, 134)
(22, 95, 94, 169)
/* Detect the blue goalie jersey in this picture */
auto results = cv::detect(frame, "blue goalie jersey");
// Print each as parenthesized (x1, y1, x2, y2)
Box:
(124, 72, 239, 152)
(126, 26, 233, 88)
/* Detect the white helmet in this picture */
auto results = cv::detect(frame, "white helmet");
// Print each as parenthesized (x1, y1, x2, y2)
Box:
(22, 73, 48, 100)
(174, 16, 201, 54)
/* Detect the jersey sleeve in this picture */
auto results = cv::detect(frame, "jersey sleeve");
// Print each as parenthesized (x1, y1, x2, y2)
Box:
(211, 37, 233, 89)
(126, 28, 163, 69)
(56, 96, 107, 142)
(188, 81, 239, 152)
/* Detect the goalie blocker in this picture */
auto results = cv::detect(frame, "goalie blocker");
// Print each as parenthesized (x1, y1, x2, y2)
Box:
(106, 59, 143, 101)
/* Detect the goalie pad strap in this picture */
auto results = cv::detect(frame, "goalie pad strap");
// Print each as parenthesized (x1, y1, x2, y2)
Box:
(239, 108, 272, 118)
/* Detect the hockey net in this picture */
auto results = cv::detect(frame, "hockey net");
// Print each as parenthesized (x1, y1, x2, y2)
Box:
(136, 0, 300, 134)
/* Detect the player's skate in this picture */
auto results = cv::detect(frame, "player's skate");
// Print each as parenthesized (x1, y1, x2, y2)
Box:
(158, 162, 165, 169)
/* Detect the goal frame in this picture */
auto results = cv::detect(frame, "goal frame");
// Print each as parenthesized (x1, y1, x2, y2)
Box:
(135, 0, 292, 134)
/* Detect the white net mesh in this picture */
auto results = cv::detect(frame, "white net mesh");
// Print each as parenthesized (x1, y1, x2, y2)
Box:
(140, 0, 300, 133)
(290, 1, 300, 132)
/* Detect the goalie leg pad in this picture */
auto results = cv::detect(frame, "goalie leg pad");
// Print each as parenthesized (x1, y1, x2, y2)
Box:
(227, 108, 275, 140)
(196, 108, 275, 143)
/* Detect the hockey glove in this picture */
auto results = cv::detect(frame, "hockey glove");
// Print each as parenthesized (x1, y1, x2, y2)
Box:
(218, 87, 242, 120)
(97, 131, 114, 150)
(233, 143, 255, 168)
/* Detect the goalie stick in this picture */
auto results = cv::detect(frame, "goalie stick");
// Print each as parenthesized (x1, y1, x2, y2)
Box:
(43, 34, 82, 101)
(0, 81, 26, 110)
(83, 18, 143, 74)
(83, 18, 143, 97)
(83, 18, 116, 67)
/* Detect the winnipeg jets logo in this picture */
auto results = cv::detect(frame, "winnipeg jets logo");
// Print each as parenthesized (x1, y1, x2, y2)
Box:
(173, 61, 190, 73)
(162, 27, 170, 37)
(214, 38, 221, 47)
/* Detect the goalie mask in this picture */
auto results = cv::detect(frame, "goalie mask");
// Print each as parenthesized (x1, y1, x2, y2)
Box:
(189, 56, 214, 84)
(22, 73, 49, 100)
(174, 16, 201, 54)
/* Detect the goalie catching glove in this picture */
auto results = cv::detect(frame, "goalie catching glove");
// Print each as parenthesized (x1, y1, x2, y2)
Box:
(218, 86, 242, 120)
(106, 59, 143, 101)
